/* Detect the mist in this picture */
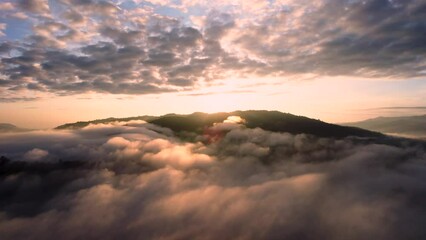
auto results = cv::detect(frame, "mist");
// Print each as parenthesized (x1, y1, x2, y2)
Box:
(1, 119, 426, 240)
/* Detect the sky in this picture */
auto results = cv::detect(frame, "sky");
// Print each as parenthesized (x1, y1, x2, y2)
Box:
(1, 0, 426, 128)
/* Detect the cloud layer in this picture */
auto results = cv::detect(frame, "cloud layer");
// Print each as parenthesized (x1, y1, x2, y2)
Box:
(1, 0, 426, 99)
(1, 120, 426, 239)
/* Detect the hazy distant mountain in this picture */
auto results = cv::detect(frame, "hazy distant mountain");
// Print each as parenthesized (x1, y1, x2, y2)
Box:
(345, 115, 426, 139)
(0, 123, 29, 133)
(56, 110, 382, 139)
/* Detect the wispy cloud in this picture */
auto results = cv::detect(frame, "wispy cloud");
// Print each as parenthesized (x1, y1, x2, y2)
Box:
(178, 89, 255, 96)
(0, 97, 40, 103)
(368, 106, 426, 110)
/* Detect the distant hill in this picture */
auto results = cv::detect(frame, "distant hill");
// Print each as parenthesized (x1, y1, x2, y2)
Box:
(0, 123, 30, 133)
(56, 110, 383, 139)
(345, 115, 426, 139)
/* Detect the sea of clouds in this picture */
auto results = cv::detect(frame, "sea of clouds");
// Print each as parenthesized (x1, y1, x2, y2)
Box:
(1, 118, 426, 240)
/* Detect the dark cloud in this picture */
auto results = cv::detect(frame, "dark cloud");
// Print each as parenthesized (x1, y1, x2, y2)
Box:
(17, 0, 50, 14)
(0, 97, 40, 103)
(60, 0, 119, 15)
(61, 8, 85, 25)
(99, 27, 142, 45)
(204, 11, 235, 40)
(0, 42, 14, 54)
(167, 77, 193, 87)
(1, 119, 426, 239)
(236, 0, 426, 77)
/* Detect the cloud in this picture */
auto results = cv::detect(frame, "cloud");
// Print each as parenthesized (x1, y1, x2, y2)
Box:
(0, 2, 14, 11)
(1, 120, 426, 239)
(1, 0, 425, 99)
(16, 0, 49, 13)
(0, 23, 6, 37)
(368, 106, 426, 110)
(0, 13, 233, 95)
(233, 0, 426, 77)
(23, 148, 49, 161)
(0, 97, 40, 103)
(223, 115, 245, 124)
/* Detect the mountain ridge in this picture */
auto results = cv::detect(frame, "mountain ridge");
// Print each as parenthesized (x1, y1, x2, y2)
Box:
(55, 110, 383, 139)
(0, 123, 30, 133)
(344, 114, 426, 139)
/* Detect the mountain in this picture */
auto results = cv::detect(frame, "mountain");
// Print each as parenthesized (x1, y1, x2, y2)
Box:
(345, 115, 426, 139)
(56, 110, 383, 139)
(0, 123, 29, 133)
